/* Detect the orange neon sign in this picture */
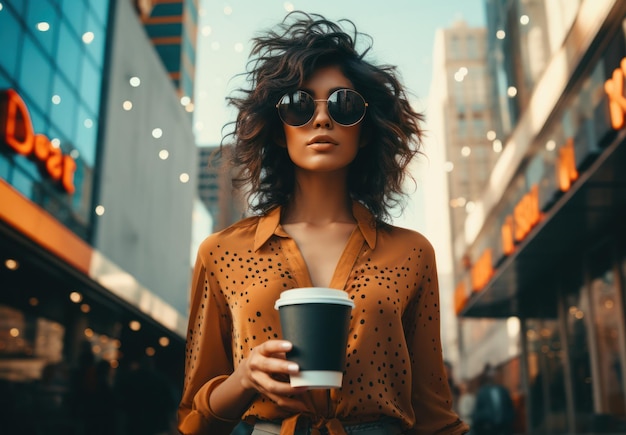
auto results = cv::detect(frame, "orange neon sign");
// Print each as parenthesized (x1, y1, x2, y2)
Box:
(499, 184, 541, 256)
(454, 281, 468, 314)
(458, 59, 624, 300)
(556, 138, 578, 191)
(501, 215, 514, 256)
(513, 184, 540, 242)
(0, 89, 76, 194)
(604, 57, 626, 130)
(470, 248, 493, 292)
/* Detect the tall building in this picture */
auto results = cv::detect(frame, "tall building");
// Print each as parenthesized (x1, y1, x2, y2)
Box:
(427, 20, 504, 375)
(197, 144, 246, 232)
(454, 0, 626, 433)
(136, 0, 198, 105)
(438, 21, 498, 251)
(0, 0, 198, 432)
(197, 146, 221, 223)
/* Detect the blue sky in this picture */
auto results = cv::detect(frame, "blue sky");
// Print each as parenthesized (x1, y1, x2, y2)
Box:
(193, 1, 486, 146)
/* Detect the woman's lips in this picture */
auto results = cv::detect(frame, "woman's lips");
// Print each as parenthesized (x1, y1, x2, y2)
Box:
(307, 135, 337, 146)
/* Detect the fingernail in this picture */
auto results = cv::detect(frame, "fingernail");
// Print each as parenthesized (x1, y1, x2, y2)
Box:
(287, 363, 299, 373)
(280, 342, 292, 350)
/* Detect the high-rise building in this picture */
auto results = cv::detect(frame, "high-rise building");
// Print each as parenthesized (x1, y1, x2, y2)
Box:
(197, 146, 221, 221)
(0, 0, 198, 431)
(196, 145, 246, 232)
(427, 19, 503, 375)
(136, 0, 198, 105)
(435, 21, 499, 264)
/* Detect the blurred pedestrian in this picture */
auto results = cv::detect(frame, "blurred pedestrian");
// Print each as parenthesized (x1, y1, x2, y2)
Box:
(471, 364, 514, 435)
(178, 10, 469, 435)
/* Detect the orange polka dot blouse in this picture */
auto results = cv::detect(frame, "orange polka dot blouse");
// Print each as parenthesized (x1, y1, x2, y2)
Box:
(178, 202, 469, 435)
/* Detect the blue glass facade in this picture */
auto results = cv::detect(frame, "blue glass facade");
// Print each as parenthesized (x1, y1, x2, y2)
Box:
(0, 0, 110, 239)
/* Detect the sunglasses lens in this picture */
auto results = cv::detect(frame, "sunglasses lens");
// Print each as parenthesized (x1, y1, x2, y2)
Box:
(328, 89, 367, 126)
(277, 91, 314, 126)
(277, 89, 367, 126)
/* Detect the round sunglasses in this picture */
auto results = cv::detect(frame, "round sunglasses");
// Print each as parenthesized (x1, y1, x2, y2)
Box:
(276, 88, 368, 127)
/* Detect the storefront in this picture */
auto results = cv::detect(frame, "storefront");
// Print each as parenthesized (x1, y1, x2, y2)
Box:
(0, 1, 196, 433)
(455, 9, 626, 434)
(0, 186, 187, 432)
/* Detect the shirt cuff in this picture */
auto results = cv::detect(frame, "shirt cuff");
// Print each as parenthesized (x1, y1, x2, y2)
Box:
(193, 374, 241, 423)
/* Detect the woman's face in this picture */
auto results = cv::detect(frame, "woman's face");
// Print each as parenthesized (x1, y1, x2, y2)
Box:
(281, 65, 365, 174)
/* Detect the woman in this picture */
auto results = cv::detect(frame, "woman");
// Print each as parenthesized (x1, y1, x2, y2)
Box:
(178, 11, 469, 435)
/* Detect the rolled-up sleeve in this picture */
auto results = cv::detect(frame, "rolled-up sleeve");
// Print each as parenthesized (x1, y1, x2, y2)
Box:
(405, 243, 469, 435)
(177, 243, 240, 435)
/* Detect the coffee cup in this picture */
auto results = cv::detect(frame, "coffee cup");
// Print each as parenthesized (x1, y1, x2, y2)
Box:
(274, 287, 354, 389)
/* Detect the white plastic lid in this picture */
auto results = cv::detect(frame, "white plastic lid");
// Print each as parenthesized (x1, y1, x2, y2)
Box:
(274, 287, 355, 309)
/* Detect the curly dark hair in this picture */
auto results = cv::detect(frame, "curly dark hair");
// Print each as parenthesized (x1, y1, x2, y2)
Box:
(223, 11, 425, 223)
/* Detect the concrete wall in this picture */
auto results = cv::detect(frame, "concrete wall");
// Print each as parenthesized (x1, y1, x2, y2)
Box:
(93, 0, 197, 316)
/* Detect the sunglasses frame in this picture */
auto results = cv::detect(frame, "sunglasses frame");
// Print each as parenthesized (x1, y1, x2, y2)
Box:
(276, 88, 368, 127)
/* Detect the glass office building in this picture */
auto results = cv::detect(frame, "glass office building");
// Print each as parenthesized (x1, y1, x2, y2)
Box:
(0, 1, 198, 433)
(0, 0, 109, 240)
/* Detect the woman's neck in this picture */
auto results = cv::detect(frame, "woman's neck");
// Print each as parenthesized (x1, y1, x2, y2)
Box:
(282, 173, 354, 225)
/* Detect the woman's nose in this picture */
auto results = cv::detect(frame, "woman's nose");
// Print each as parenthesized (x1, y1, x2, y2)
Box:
(311, 100, 332, 128)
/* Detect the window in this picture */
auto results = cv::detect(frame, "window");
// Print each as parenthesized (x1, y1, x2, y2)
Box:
(55, 21, 82, 85)
(79, 57, 102, 115)
(564, 273, 594, 432)
(526, 318, 568, 433)
(75, 104, 98, 166)
(467, 35, 478, 58)
(588, 245, 626, 418)
(19, 35, 53, 115)
(61, 0, 86, 38)
(50, 74, 78, 139)
(25, 0, 59, 58)
(83, 11, 107, 67)
(0, 0, 110, 241)
(450, 35, 462, 59)
(0, 4, 23, 77)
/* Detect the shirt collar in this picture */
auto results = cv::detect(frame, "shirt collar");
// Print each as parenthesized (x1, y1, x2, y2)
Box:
(253, 201, 377, 252)
(254, 206, 281, 251)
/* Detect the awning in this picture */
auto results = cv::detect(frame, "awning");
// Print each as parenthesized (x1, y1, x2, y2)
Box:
(460, 131, 626, 318)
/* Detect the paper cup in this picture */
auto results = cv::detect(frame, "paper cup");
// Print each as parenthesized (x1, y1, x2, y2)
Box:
(274, 288, 354, 389)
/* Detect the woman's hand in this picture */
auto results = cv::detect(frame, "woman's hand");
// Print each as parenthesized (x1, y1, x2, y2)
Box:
(236, 340, 308, 412)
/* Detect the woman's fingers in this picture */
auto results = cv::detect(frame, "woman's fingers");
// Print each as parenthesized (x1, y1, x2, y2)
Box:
(239, 340, 309, 408)
(260, 340, 293, 356)
(240, 341, 295, 387)
(249, 341, 298, 375)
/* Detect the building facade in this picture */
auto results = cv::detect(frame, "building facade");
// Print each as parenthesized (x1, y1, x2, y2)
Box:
(136, 0, 198, 105)
(0, 0, 197, 432)
(454, 0, 626, 433)
(426, 19, 506, 380)
(437, 21, 497, 253)
(197, 144, 246, 232)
